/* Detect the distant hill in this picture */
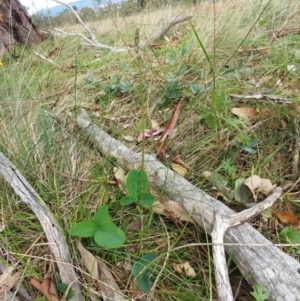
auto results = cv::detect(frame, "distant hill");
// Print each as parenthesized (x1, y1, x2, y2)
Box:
(38, 0, 123, 16)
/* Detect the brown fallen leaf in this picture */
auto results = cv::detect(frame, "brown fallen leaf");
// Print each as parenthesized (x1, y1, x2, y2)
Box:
(152, 197, 193, 223)
(114, 167, 126, 190)
(0, 266, 20, 297)
(126, 219, 142, 232)
(77, 242, 126, 301)
(156, 140, 168, 161)
(77, 241, 99, 279)
(231, 107, 259, 119)
(173, 262, 196, 277)
(150, 119, 160, 131)
(122, 135, 135, 142)
(30, 278, 59, 301)
(243, 175, 276, 201)
(158, 98, 184, 143)
(171, 162, 187, 177)
(273, 209, 299, 226)
(172, 154, 188, 168)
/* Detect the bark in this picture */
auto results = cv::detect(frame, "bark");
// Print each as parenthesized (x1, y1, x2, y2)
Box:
(77, 110, 300, 301)
(0, 0, 43, 53)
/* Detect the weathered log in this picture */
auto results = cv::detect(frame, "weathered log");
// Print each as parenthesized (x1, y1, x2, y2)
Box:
(0, 0, 43, 53)
(77, 110, 300, 301)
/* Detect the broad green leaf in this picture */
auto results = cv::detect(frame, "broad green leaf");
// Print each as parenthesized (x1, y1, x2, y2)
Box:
(138, 193, 155, 207)
(56, 282, 75, 300)
(132, 252, 157, 293)
(137, 270, 152, 293)
(132, 252, 157, 276)
(126, 169, 148, 197)
(69, 221, 97, 237)
(120, 195, 135, 206)
(279, 227, 300, 244)
(94, 222, 126, 249)
(93, 205, 109, 226)
(188, 83, 202, 95)
(234, 178, 251, 203)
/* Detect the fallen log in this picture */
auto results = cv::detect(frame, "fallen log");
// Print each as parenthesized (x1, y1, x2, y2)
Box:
(0, 153, 84, 301)
(77, 110, 300, 301)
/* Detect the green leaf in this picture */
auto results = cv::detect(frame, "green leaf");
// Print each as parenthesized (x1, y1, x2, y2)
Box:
(188, 83, 202, 95)
(120, 195, 135, 206)
(94, 221, 126, 249)
(69, 221, 97, 237)
(181, 45, 190, 57)
(126, 169, 148, 198)
(132, 252, 157, 276)
(93, 205, 109, 226)
(138, 193, 155, 207)
(250, 285, 270, 301)
(279, 227, 300, 244)
(137, 270, 152, 293)
(56, 282, 75, 300)
(132, 252, 157, 293)
(234, 178, 252, 203)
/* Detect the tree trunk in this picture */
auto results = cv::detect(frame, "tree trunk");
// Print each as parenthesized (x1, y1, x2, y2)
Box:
(0, 0, 43, 54)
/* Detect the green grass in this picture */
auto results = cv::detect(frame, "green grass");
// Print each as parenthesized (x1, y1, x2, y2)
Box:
(1, 0, 300, 300)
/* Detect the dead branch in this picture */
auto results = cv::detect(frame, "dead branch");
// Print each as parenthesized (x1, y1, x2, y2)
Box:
(52, 0, 129, 53)
(77, 109, 300, 301)
(212, 188, 282, 301)
(147, 15, 193, 43)
(230, 93, 291, 103)
(0, 153, 83, 301)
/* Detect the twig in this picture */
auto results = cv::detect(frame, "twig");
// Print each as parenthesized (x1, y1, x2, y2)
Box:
(230, 93, 291, 103)
(148, 15, 193, 43)
(52, 0, 128, 53)
(211, 187, 282, 301)
(0, 153, 84, 301)
(33, 51, 60, 68)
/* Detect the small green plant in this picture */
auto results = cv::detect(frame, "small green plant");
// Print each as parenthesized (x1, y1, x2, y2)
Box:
(220, 158, 237, 177)
(120, 169, 154, 207)
(132, 252, 157, 293)
(69, 205, 126, 249)
(105, 74, 133, 94)
(157, 79, 181, 105)
(55, 276, 74, 300)
(250, 285, 270, 301)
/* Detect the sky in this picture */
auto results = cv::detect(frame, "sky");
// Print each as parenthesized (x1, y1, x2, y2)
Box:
(19, 0, 75, 14)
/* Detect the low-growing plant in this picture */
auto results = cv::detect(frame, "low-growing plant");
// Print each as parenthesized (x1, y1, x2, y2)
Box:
(250, 284, 270, 301)
(69, 205, 126, 249)
(120, 169, 155, 207)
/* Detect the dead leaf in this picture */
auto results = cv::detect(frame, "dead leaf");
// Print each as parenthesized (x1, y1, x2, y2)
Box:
(77, 242, 126, 301)
(122, 135, 134, 142)
(29, 278, 59, 301)
(0, 266, 20, 297)
(243, 175, 276, 201)
(114, 167, 126, 190)
(231, 107, 259, 119)
(173, 262, 196, 277)
(158, 98, 184, 143)
(171, 162, 187, 177)
(126, 219, 142, 232)
(172, 154, 188, 168)
(152, 197, 193, 223)
(150, 119, 160, 131)
(156, 140, 168, 160)
(273, 209, 299, 226)
(77, 241, 99, 279)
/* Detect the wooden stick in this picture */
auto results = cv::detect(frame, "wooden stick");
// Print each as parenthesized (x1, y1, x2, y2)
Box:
(212, 188, 282, 301)
(0, 153, 83, 301)
(77, 109, 300, 301)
